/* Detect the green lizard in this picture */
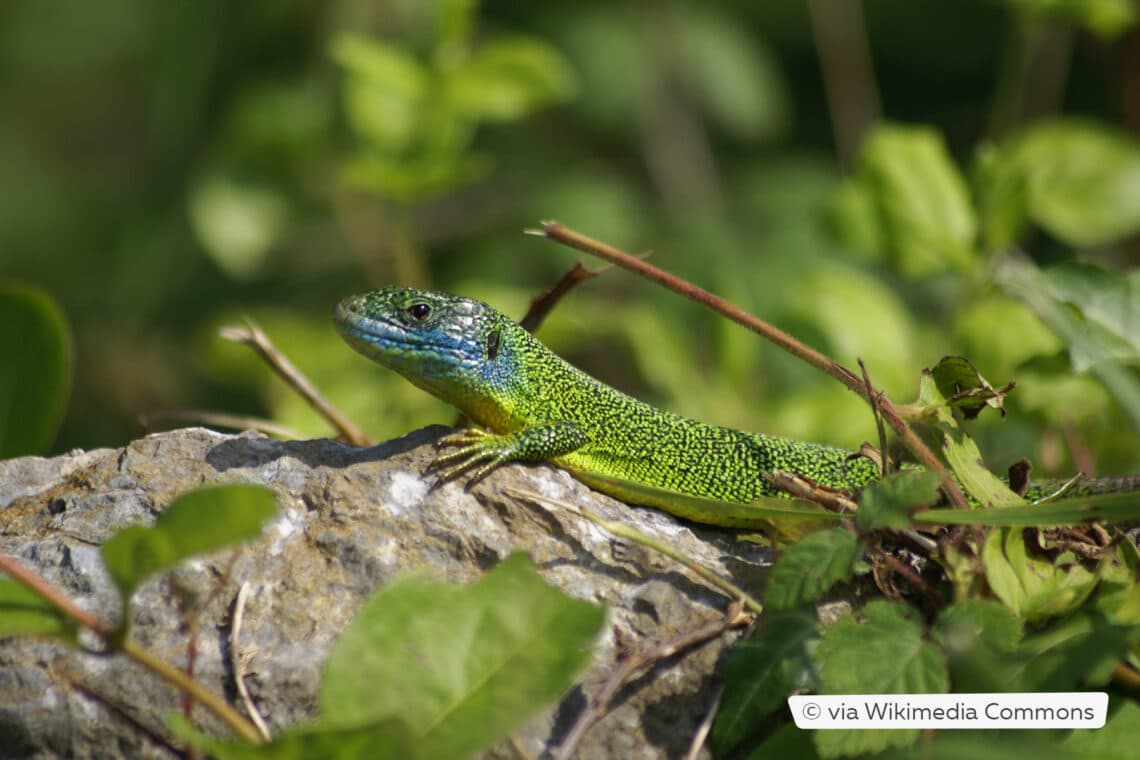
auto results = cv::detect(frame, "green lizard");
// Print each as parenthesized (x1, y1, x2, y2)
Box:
(333, 286, 1136, 528)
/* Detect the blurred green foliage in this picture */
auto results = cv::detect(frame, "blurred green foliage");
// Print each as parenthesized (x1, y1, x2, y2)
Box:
(3, 0, 1140, 482)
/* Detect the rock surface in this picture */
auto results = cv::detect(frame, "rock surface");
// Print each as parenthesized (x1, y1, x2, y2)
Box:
(0, 426, 776, 759)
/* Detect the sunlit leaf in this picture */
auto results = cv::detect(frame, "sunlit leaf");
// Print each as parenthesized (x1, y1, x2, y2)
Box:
(765, 528, 861, 610)
(0, 579, 75, 641)
(173, 715, 416, 760)
(188, 174, 288, 280)
(910, 370, 1024, 508)
(856, 469, 941, 532)
(852, 124, 978, 276)
(448, 36, 577, 122)
(332, 33, 426, 150)
(976, 119, 1140, 248)
(1002, 0, 1137, 39)
(982, 527, 1100, 623)
(929, 355, 1014, 419)
(0, 285, 72, 458)
(101, 484, 277, 602)
(813, 600, 948, 757)
(320, 552, 603, 760)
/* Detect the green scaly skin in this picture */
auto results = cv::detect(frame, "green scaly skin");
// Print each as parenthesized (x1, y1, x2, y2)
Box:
(333, 287, 1138, 527)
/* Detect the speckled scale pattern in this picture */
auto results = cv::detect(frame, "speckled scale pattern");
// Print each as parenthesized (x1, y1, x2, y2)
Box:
(334, 287, 883, 504)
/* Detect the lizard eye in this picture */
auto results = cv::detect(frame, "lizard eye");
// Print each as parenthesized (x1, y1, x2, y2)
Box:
(408, 303, 431, 320)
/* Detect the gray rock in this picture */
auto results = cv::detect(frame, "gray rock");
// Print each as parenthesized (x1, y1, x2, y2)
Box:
(0, 427, 776, 759)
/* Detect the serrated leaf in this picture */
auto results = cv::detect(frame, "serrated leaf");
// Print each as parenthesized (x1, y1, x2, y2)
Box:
(713, 607, 819, 755)
(982, 528, 1100, 623)
(911, 369, 1024, 508)
(172, 714, 416, 760)
(320, 552, 603, 760)
(765, 528, 861, 610)
(854, 124, 978, 277)
(0, 579, 76, 641)
(856, 469, 942, 532)
(813, 600, 948, 757)
(101, 484, 277, 602)
(0, 285, 72, 458)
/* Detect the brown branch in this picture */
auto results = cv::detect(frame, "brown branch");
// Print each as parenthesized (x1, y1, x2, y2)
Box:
(0, 553, 263, 744)
(550, 602, 750, 760)
(219, 320, 372, 447)
(530, 221, 969, 509)
(0, 553, 112, 637)
(878, 552, 944, 608)
(519, 262, 606, 333)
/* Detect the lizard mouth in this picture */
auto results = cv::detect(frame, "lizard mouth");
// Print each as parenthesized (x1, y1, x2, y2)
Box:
(333, 295, 473, 365)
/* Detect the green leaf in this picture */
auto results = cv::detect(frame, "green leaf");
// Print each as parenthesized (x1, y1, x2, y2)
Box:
(1015, 609, 1139, 690)
(1002, 0, 1137, 39)
(765, 528, 861, 610)
(856, 469, 942, 532)
(934, 600, 1025, 693)
(0, 285, 72, 458)
(713, 607, 819, 755)
(448, 37, 578, 122)
(813, 600, 949, 757)
(911, 369, 1024, 508)
(982, 527, 1100, 623)
(929, 355, 1014, 419)
(745, 721, 819, 759)
(332, 33, 427, 151)
(1040, 262, 1140, 369)
(935, 599, 1023, 655)
(319, 552, 604, 760)
(674, 6, 789, 141)
(915, 490, 1140, 526)
(173, 715, 417, 760)
(188, 174, 288, 280)
(996, 257, 1140, 431)
(101, 484, 277, 602)
(0, 579, 75, 641)
(976, 119, 1140, 248)
(952, 296, 1063, 378)
(853, 123, 978, 277)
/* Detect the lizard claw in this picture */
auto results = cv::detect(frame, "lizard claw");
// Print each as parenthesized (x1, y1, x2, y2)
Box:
(430, 429, 514, 485)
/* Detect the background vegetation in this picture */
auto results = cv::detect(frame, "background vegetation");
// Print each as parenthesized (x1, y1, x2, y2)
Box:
(4, 0, 1140, 484)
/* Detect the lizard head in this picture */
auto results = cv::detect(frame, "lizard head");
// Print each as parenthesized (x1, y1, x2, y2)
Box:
(333, 287, 521, 422)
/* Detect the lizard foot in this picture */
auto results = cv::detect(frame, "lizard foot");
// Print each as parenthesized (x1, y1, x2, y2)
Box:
(431, 429, 515, 484)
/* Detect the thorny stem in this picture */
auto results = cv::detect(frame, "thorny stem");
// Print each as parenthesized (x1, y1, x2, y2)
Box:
(530, 221, 970, 510)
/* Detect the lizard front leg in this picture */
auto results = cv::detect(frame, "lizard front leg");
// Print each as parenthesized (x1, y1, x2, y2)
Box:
(431, 421, 588, 484)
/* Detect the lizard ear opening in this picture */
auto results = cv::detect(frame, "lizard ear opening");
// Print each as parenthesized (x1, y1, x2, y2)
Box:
(486, 328, 501, 360)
